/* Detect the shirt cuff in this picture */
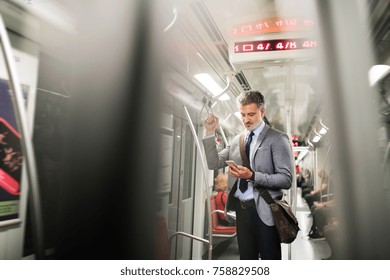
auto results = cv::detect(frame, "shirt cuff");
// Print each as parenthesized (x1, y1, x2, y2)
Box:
(250, 171, 256, 182)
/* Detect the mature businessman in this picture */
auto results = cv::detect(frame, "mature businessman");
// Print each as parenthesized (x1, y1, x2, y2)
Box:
(202, 91, 294, 260)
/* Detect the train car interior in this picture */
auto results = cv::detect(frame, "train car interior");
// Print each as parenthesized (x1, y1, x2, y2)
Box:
(0, 0, 389, 260)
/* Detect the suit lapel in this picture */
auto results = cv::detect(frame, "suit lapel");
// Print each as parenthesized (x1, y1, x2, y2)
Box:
(250, 124, 270, 164)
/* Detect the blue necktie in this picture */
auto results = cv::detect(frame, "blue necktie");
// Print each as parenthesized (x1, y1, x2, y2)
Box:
(239, 131, 254, 193)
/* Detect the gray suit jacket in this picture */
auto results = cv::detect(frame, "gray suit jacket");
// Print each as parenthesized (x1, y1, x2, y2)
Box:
(202, 124, 294, 226)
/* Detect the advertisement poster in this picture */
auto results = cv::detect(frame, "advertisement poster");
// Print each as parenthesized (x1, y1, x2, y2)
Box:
(0, 78, 27, 223)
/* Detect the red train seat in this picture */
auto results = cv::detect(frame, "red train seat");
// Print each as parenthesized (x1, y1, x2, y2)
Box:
(210, 195, 236, 237)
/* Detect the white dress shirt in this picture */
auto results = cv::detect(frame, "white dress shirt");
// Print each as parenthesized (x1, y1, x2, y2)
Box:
(234, 121, 265, 201)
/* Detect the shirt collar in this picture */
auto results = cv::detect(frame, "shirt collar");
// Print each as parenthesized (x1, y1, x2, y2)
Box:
(248, 121, 265, 138)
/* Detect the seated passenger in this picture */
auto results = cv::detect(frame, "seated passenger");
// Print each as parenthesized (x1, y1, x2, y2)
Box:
(300, 169, 313, 198)
(308, 199, 336, 239)
(214, 173, 235, 226)
(304, 169, 329, 209)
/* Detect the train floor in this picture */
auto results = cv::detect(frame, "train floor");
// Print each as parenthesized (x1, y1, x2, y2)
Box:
(211, 189, 332, 260)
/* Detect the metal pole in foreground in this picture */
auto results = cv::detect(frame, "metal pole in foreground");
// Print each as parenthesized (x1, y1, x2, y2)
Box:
(0, 15, 44, 259)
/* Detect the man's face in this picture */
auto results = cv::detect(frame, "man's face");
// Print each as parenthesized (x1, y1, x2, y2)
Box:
(240, 103, 265, 131)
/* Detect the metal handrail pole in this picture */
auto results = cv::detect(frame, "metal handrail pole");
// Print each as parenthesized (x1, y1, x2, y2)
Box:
(163, 7, 178, 33)
(211, 74, 231, 101)
(183, 106, 213, 260)
(169, 231, 211, 260)
(219, 124, 228, 146)
(284, 97, 294, 260)
(169, 231, 210, 245)
(0, 15, 44, 259)
(320, 145, 331, 202)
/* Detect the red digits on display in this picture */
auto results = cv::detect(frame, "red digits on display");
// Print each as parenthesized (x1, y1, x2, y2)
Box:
(234, 38, 317, 53)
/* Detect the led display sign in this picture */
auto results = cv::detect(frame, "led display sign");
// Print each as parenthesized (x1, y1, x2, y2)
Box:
(231, 17, 314, 37)
(234, 38, 317, 53)
(228, 17, 317, 64)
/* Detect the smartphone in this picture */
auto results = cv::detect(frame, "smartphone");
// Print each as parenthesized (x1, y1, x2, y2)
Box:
(225, 160, 238, 167)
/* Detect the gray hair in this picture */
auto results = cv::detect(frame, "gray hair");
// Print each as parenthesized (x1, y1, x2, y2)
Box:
(236, 91, 265, 108)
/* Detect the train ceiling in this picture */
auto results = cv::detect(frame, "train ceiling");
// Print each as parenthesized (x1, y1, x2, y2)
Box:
(161, 0, 390, 141)
(3, 0, 389, 142)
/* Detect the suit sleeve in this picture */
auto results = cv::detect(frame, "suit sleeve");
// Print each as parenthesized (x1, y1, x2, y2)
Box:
(202, 136, 230, 170)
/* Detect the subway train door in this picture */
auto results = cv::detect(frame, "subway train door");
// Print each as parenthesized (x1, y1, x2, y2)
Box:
(168, 116, 197, 260)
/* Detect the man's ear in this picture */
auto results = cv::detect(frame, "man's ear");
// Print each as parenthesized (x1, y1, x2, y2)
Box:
(260, 107, 265, 116)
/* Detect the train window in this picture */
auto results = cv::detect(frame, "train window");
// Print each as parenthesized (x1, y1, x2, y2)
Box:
(159, 127, 174, 194)
(168, 117, 181, 205)
(168, 118, 196, 203)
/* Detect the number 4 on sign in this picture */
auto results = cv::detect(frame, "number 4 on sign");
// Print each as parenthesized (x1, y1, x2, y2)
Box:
(257, 43, 270, 51)
(276, 42, 284, 50)
(303, 40, 317, 48)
